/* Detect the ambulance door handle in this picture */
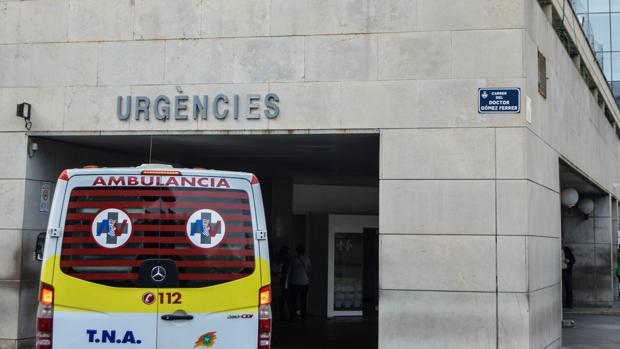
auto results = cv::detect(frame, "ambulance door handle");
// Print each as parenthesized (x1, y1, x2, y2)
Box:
(161, 314, 194, 321)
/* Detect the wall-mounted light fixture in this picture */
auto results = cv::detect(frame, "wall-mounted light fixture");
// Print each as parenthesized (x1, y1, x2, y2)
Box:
(16, 102, 32, 130)
(28, 140, 38, 158)
(577, 198, 594, 220)
(561, 188, 579, 208)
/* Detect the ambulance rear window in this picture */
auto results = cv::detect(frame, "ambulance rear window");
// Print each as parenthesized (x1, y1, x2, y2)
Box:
(59, 186, 255, 288)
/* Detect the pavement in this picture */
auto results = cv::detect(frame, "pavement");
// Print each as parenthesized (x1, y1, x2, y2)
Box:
(270, 311, 620, 349)
(562, 313, 620, 349)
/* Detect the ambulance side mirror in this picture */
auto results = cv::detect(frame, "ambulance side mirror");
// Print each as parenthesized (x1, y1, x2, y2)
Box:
(34, 232, 46, 261)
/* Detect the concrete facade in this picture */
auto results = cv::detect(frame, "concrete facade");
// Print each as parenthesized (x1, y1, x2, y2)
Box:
(0, 0, 619, 348)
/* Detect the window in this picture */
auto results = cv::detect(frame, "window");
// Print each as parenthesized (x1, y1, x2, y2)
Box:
(574, 0, 588, 14)
(590, 13, 612, 51)
(574, 0, 620, 104)
(612, 80, 620, 103)
(60, 186, 255, 288)
(590, 0, 611, 12)
(539, 51, 547, 98)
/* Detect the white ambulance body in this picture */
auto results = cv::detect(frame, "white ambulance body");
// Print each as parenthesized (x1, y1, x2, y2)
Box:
(35, 165, 272, 349)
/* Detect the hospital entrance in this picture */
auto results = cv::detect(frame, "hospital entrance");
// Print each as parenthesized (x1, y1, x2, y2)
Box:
(28, 133, 380, 349)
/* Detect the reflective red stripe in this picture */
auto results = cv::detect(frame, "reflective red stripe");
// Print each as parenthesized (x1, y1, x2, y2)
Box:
(62, 236, 254, 244)
(66, 213, 252, 221)
(64, 225, 253, 233)
(175, 260, 254, 268)
(68, 273, 139, 280)
(178, 273, 250, 280)
(60, 260, 254, 268)
(61, 236, 99, 244)
(61, 248, 254, 256)
(68, 273, 247, 281)
(61, 260, 142, 267)
(67, 201, 250, 210)
(62, 230, 252, 237)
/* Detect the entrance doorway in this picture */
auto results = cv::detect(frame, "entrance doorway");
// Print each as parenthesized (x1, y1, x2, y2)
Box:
(559, 160, 616, 309)
(28, 133, 380, 349)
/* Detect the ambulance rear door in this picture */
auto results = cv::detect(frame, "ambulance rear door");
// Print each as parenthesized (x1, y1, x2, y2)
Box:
(155, 175, 262, 349)
(51, 173, 161, 349)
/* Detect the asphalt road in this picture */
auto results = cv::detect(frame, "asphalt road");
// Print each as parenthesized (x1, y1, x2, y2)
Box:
(562, 314, 620, 349)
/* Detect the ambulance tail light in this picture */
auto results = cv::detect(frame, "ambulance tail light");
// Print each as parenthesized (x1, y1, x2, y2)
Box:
(58, 170, 69, 181)
(36, 283, 54, 349)
(258, 285, 271, 349)
(259, 285, 271, 306)
(251, 174, 259, 185)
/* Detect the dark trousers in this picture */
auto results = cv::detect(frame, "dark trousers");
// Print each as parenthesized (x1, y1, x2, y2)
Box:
(288, 284, 309, 320)
(278, 286, 289, 321)
(563, 269, 573, 308)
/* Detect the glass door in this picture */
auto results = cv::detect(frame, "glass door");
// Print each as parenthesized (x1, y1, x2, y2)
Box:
(334, 232, 363, 315)
(327, 215, 378, 317)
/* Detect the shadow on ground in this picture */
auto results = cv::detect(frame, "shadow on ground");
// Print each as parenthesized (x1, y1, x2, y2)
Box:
(272, 317, 377, 349)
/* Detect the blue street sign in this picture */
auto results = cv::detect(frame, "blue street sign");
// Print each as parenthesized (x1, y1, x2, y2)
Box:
(478, 88, 521, 114)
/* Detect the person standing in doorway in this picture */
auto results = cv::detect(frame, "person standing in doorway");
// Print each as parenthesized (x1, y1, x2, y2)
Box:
(288, 244, 311, 321)
(562, 241, 576, 308)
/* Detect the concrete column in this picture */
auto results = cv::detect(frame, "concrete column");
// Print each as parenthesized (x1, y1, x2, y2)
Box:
(378, 128, 562, 349)
(379, 128, 498, 349)
(0, 133, 28, 349)
(499, 128, 561, 349)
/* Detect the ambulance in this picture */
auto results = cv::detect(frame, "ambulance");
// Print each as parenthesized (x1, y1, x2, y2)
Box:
(34, 165, 272, 349)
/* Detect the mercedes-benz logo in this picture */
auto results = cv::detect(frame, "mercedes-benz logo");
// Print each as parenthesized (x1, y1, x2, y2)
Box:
(150, 266, 166, 282)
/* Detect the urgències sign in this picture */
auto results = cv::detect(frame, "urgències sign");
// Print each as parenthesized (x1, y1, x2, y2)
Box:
(116, 93, 280, 121)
